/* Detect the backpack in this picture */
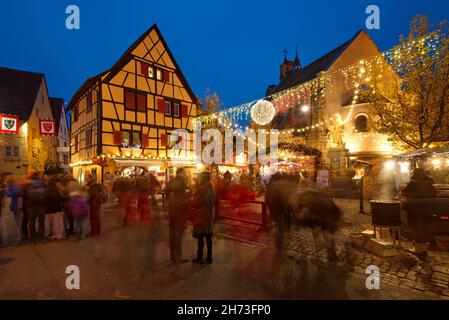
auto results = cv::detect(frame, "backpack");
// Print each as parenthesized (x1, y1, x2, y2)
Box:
(69, 195, 89, 217)
(27, 180, 47, 206)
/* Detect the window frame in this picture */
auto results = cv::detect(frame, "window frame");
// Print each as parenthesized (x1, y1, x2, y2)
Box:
(354, 114, 369, 133)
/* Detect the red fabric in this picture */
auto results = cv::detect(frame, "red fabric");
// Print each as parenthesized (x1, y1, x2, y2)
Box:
(161, 134, 168, 146)
(113, 131, 122, 145)
(163, 70, 170, 82)
(125, 90, 136, 110)
(140, 62, 149, 76)
(181, 104, 188, 118)
(157, 98, 165, 113)
(141, 133, 149, 147)
(137, 93, 146, 111)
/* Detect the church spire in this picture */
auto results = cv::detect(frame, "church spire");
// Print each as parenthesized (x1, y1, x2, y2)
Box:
(292, 47, 301, 70)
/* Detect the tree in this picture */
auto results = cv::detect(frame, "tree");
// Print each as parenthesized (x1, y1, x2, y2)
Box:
(360, 15, 449, 150)
(203, 89, 223, 114)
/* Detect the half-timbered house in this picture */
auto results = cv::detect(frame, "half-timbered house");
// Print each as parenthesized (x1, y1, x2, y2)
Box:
(67, 24, 198, 185)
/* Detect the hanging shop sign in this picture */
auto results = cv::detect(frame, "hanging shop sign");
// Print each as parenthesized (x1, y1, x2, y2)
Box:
(0, 114, 19, 134)
(39, 118, 56, 136)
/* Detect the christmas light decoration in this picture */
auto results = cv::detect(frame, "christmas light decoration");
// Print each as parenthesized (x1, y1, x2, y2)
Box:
(250, 100, 276, 125)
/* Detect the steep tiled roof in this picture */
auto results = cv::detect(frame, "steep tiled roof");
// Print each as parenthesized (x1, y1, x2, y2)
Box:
(268, 30, 364, 96)
(0, 66, 44, 121)
(50, 97, 65, 131)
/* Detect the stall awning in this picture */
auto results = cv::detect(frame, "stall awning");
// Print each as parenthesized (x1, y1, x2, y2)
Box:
(113, 159, 164, 167)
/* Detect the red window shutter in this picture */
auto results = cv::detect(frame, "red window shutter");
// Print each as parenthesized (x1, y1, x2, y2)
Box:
(163, 70, 170, 82)
(125, 90, 136, 110)
(141, 133, 149, 148)
(140, 62, 149, 76)
(181, 104, 188, 118)
(137, 93, 147, 112)
(113, 131, 122, 145)
(75, 136, 78, 152)
(161, 134, 168, 147)
(157, 98, 165, 113)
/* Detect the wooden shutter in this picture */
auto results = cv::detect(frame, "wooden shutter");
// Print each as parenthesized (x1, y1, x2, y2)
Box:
(125, 90, 136, 110)
(181, 104, 188, 118)
(140, 62, 149, 76)
(113, 131, 122, 145)
(137, 93, 147, 112)
(74, 106, 79, 121)
(141, 133, 149, 148)
(157, 98, 165, 113)
(161, 134, 168, 147)
(163, 70, 170, 82)
(75, 135, 78, 152)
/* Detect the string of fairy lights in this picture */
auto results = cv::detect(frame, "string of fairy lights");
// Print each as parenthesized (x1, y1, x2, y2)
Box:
(197, 31, 440, 147)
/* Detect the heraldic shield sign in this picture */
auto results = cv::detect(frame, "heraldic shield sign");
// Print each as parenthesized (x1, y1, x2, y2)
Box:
(0, 114, 19, 134)
(39, 119, 56, 136)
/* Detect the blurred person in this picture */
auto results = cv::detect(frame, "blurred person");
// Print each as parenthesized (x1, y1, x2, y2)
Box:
(86, 174, 107, 236)
(135, 175, 151, 224)
(67, 183, 89, 240)
(191, 172, 216, 264)
(45, 179, 66, 240)
(165, 168, 189, 263)
(5, 175, 22, 244)
(64, 178, 79, 235)
(23, 170, 47, 243)
(148, 172, 159, 207)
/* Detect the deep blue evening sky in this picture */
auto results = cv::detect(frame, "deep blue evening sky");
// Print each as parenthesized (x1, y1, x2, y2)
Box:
(1, 0, 448, 109)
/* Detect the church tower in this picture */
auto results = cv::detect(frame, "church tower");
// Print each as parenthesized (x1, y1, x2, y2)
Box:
(279, 49, 293, 81)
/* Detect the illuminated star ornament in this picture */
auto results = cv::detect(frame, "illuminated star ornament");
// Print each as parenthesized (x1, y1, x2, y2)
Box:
(250, 100, 276, 125)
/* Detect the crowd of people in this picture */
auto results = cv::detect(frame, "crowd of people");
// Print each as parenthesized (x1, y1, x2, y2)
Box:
(0, 169, 107, 246)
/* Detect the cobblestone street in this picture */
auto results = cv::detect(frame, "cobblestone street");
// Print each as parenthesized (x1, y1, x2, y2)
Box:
(1, 199, 448, 299)
(214, 199, 449, 298)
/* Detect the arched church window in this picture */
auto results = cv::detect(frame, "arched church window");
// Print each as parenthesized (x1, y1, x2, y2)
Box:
(355, 114, 368, 132)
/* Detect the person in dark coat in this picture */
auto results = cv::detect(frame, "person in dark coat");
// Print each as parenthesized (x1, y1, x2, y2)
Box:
(191, 172, 216, 264)
(165, 168, 189, 263)
(402, 168, 436, 198)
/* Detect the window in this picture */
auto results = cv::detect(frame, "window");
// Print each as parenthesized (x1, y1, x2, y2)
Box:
(125, 90, 136, 110)
(355, 115, 368, 132)
(86, 128, 92, 148)
(173, 103, 180, 117)
(137, 92, 147, 112)
(122, 132, 130, 145)
(164, 101, 172, 116)
(74, 106, 79, 122)
(74, 135, 79, 153)
(121, 131, 141, 146)
(132, 132, 141, 145)
(5, 146, 19, 157)
(156, 69, 162, 81)
(86, 91, 93, 113)
(148, 66, 154, 78)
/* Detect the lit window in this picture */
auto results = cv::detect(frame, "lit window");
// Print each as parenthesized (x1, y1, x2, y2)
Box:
(5, 146, 19, 157)
(122, 132, 130, 145)
(148, 66, 154, 78)
(355, 115, 368, 132)
(132, 132, 141, 145)
(156, 69, 162, 81)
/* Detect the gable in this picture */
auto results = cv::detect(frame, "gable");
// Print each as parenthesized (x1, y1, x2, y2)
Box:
(103, 24, 196, 103)
(327, 30, 382, 72)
